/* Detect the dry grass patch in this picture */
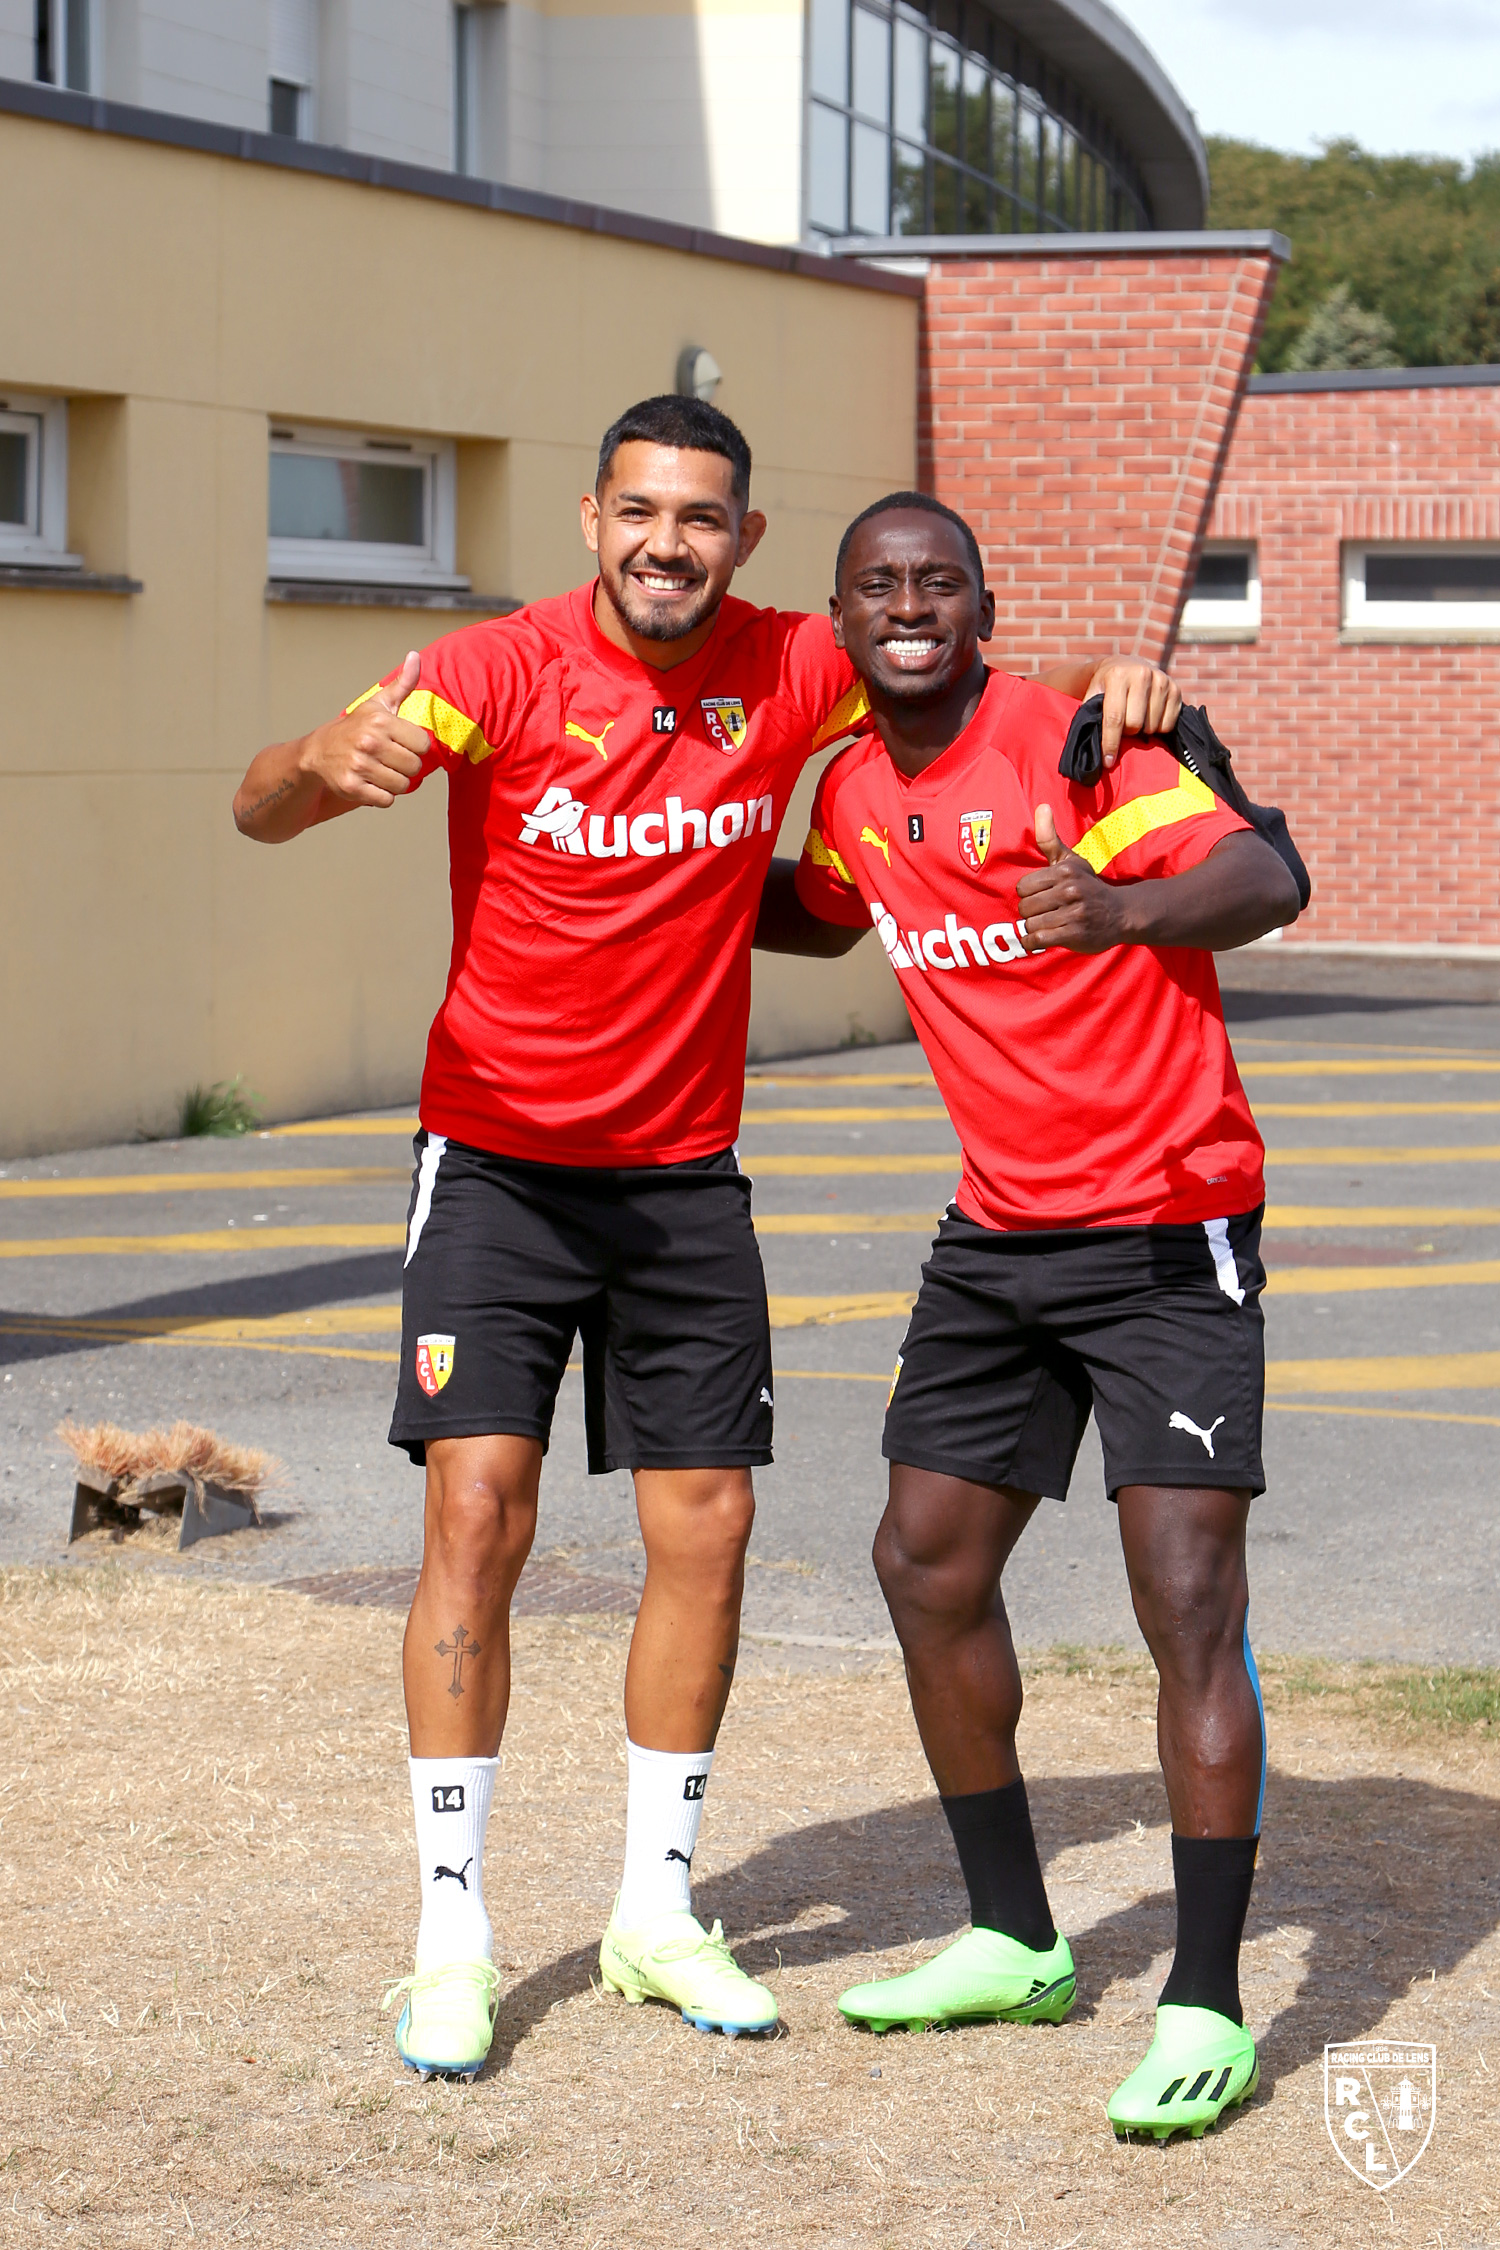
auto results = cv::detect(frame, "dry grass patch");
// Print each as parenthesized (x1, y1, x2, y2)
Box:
(1, 1566, 1498, 2247)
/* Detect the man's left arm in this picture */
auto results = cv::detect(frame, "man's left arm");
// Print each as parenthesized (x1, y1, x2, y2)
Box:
(1037, 658, 1178, 768)
(1017, 809, 1301, 954)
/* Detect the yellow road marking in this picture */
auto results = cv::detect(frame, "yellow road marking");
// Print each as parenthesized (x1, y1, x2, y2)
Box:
(1266, 1402, 1500, 1430)
(1265, 1351, 1500, 1394)
(754, 1211, 939, 1233)
(1264, 1206, 1500, 1226)
(0, 1168, 406, 1201)
(1241, 1059, 1500, 1078)
(1257, 1101, 1500, 1118)
(0, 1225, 405, 1257)
(746, 1073, 934, 1088)
(271, 1119, 419, 1137)
(767, 1292, 914, 1327)
(1265, 1147, 1500, 1166)
(746, 1156, 960, 1177)
(1266, 1260, 1500, 1294)
(740, 1107, 950, 1125)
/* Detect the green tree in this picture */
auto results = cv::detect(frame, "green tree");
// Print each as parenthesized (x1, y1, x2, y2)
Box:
(1285, 283, 1400, 371)
(1205, 137, 1500, 371)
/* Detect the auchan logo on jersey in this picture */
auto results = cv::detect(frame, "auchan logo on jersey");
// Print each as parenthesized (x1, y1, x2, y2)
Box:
(870, 896, 1029, 972)
(521, 785, 775, 859)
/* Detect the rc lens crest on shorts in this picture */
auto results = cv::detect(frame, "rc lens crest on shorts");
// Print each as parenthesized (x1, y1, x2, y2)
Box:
(416, 1334, 455, 1396)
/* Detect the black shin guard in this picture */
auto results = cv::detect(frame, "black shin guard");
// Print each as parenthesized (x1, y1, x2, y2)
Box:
(1157, 1833, 1259, 2025)
(939, 1777, 1056, 1951)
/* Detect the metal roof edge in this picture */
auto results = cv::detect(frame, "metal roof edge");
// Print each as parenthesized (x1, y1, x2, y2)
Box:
(0, 76, 922, 297)
(821, 229, 1291, 262)
(1248, 365, 1500, 394)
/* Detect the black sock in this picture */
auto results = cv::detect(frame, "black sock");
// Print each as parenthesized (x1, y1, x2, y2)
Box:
(1157, 1833, 1259, 2025)
(939, 1778, 1056, 1952)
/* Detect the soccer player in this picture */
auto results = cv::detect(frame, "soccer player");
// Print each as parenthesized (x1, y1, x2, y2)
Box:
(232, 400, 1178, 2079)
(756, 490, 1300, 2139)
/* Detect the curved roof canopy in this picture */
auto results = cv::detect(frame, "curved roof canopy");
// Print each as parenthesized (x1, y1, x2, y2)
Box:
(996, 0, 1208, 228)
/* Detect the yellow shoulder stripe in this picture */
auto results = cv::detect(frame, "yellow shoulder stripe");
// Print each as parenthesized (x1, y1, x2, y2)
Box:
(1072, 765, 1218, 875)
(343, 682, 500, 764)
(803, 826, 857, 886)
(812, 680, 871, 752)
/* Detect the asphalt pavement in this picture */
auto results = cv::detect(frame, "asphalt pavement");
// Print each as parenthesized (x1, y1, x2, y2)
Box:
(3, 945, 1498, 1666)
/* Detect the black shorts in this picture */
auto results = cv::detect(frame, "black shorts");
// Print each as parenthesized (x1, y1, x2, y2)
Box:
(883, 1207, 1266, 1500)
(389, 1134, 774, 1474)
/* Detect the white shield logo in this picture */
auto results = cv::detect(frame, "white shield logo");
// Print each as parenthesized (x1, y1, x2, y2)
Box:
(1325, 2042, 1436, 2190)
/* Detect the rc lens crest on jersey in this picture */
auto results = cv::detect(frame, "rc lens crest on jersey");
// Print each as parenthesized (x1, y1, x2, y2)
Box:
(701, 696, 748, 753)
(958, 809, 993, 871)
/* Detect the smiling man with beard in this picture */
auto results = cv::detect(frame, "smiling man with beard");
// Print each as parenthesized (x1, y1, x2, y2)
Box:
(232, 401, 1178, 2080)
(757, 489, 1300, 2141)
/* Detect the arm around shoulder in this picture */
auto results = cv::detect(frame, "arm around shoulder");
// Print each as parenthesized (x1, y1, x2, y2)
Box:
(754, 860, 868, 956)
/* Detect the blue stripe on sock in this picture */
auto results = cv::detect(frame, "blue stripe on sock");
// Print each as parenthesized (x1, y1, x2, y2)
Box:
(1243, 1610, 1266, 1836)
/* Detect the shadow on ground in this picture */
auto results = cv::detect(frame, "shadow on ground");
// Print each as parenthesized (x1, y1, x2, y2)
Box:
(0, 1250, 403, 1367)
(482, 1769, 1500, 2086)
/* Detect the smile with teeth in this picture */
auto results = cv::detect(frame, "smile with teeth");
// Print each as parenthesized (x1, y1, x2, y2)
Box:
(634, 571, 698, 594)
(881, 637, 942, 661)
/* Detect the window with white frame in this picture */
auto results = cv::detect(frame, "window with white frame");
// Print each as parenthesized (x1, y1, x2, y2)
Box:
(268, 426, 462, 586)
(269, 0, 317, 137)
(34, 0, 95, 92)
(1178, 544, 1260, 639)
(0, 394, 79, 569)
(454, 3, 478, 175)
(1343, 544, 1500, 638)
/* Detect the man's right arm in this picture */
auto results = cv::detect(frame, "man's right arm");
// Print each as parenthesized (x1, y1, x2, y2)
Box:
(233, 651, 428, 843)
(754, 860, 867, 956)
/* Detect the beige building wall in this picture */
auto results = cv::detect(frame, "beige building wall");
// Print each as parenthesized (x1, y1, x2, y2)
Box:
(0, 109, 916, 1157)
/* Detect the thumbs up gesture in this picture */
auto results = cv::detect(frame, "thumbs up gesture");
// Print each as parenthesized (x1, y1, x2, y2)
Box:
(1016, 803, 1126, 953)
(306, 648, 430, 809)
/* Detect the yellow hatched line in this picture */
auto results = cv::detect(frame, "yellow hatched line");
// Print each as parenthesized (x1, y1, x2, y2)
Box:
(1264, 1350, 1500, 1394)
(1256, 1101, 1500, 1119)
(746, 1155, 959, 1177)
(1241, 1059, 1500, 1078)
(1264, 1205, 1500, 1226)
(1265, 1261, 1500, 1295)
(0, 1168, 405, 1201)
(739, 1106, 950, 1124)
(746, 1073, 935, 1089)
(271, 1118, 419, 1138)
(1265, 1147, 1500, 1166)
(0, 1225, 405, 1258)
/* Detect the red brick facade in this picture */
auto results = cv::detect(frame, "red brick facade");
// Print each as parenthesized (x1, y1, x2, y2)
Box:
(917, 247, 1281, 668)
(1171, 380, 1500, 946)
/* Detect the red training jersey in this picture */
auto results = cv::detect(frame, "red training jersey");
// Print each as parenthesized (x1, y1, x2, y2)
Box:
(351, 583, 864, 1165)
(794, 670, 1265, 1231)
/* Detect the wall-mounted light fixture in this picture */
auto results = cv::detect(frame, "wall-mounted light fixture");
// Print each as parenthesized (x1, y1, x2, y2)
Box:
(675, 346, 723, 403)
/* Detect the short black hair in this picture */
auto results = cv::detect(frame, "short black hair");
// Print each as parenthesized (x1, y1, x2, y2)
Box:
(834, 490, 985, 593)
(596, 396, 752, 505)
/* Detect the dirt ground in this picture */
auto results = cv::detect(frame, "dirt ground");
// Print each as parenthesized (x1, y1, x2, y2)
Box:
(1, 1564, 1496, 2248)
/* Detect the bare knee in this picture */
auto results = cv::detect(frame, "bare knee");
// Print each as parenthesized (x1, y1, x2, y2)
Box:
(424, 1439, 539, 1597)
(637, 1468, 755, 1592)
(873, 1494, 986, 1639)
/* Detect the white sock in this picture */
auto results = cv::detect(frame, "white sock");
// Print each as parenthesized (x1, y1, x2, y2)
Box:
(409, 1755, 499, 1970)
(615, 1740, 715, 1927)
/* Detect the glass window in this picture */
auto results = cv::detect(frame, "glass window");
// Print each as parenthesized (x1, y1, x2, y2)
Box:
(1366, 553, 1500, 602)
(269, 79, 303, 136)
(931, 157, 961, 233)
(893, 15, 926, 142)
(1179, 546, 1260, 639)
(851, 120, 890, 233)
(807, 102, 849, 233)
(851, 6, 890, 123)
(960, 55, 987, 175)
(893, 140, 927, 233)
(0, 396, 77, 567)
(0, 426, 34, 529)
(268, 428, 460, 585)
(34, 0, 91, 91)
(929, 40, 960, 161)
(808, 0, 849, 105)
(1344, 545, 1500, 638)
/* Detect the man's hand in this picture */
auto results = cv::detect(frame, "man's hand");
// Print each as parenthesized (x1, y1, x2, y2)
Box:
(302, 649, 428, 810)
(232, 650, 428, 842)
(1016, 805, 1124, 954)
(1085, 656, 1180, 768)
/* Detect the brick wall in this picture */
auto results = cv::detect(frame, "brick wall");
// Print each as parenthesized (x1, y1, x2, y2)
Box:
(1171, 383, 1500, 946)
(917, 248, 1281, 667)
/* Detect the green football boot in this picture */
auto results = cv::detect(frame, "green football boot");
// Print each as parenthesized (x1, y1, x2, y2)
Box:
(838, 1926, 1076, 2033)
(1107, 2004, 1259, 2140)
(382, 1958, 503, 2079)
(599, 1901, 778, 2036)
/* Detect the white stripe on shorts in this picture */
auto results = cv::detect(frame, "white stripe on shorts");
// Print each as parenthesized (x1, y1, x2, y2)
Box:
(1203, 1216, 1246, 1306)
(405, 1134, 447, 1268)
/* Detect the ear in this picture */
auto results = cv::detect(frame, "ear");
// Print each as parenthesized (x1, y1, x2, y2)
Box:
(579, 491, 602, 555)
(978, 586, 996, 644)
(736, 509, 768, 566)
(829, 591, 847, 651)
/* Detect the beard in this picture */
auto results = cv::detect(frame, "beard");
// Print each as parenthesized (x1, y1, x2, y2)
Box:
(602, 564, 720, 643)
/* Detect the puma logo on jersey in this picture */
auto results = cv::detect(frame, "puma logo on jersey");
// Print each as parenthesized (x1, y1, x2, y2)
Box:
(1169, 1411, 1226, 1459)
(566, 718, 615, 761)
(520, 785, 774, 859)
(860, 824, 892, 866)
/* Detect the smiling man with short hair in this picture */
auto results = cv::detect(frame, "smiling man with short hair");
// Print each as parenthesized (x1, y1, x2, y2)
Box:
(233, 403, 1179, 2079)
(757, 489, 1301, 2139)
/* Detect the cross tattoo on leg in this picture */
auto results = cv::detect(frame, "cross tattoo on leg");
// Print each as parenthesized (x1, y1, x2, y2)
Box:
(435, 1623, 481, 1700)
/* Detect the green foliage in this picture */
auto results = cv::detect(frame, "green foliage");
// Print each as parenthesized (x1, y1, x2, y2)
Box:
(1206, 136, 1500, 371)
(178, 1077, 262, 1138)
(1285, 283, 1400, 372)
(1382, 1666, 1500, 1732)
